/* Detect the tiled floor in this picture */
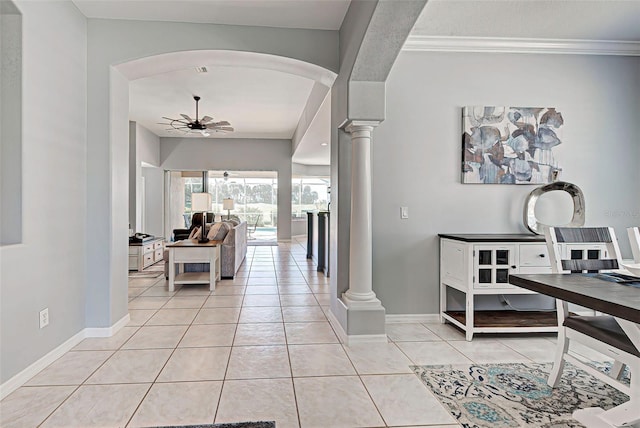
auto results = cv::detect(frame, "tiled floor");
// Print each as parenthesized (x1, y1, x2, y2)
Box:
(2, 238, 602, 428)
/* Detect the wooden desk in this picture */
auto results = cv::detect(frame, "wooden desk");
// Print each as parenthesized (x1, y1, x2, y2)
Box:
(167, 240, 221, 292)
(510, 273, 640, 428)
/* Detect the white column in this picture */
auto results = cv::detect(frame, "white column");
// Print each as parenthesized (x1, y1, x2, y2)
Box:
(343, 120, 381, 306)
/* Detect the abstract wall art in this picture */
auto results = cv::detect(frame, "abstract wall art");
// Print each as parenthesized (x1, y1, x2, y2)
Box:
(462, 106, 563, 184)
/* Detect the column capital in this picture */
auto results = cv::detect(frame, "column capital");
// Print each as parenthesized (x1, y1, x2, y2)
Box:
(342, 120, 381, 134)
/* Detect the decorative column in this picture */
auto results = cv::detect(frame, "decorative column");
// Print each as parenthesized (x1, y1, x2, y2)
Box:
(343, 120, 383, 309)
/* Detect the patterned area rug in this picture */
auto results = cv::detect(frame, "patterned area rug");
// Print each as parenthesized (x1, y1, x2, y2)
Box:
(413, 362, 629, 428)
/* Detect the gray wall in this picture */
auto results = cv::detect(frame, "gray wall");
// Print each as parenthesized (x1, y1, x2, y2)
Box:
(142, 166, 165, 237)
(160, 138, 293, 240)
(292, 163, 330, 176)
(1, 3, 22, 245)
(373, 51, 640, 315)
(129, 122, 161, 233)
(86, 19, 339, 332)
(0, 0, 87, 384)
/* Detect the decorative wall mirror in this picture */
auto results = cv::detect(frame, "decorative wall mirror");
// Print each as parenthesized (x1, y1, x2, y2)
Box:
(523, 181, 585, 235)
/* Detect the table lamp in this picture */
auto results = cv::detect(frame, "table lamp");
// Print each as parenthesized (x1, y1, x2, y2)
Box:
(223, 198, 235, 220)
(191, 192, 212, 243)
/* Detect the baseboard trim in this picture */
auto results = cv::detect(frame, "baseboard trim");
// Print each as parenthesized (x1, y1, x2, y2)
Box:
(84, 314, 130, 338)
(327, 309, 348, 344)
(0, 314, 131, 399)
(386, 314, 440, 323)
(0, 329, 85, 400)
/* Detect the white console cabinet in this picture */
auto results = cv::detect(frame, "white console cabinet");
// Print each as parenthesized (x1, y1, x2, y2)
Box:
(128, 238, 164, 271)
(439, 234, 558, 341)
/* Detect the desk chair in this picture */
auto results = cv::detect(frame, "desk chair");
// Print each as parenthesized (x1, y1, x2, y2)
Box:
(545, 227, 638, 406)
(628, 226, 640, 263)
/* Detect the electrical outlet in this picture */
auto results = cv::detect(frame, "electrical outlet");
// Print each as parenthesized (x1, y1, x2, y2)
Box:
(400, 206, 409, 219)
(39, 308, 49, 328)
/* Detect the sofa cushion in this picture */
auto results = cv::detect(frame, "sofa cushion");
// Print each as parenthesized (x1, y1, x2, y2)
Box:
(226, 219, 240, 227)
(207, 222, 230, 241)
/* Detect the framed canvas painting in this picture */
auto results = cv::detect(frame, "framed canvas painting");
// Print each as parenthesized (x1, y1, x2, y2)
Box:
(462, 106, 563, 184)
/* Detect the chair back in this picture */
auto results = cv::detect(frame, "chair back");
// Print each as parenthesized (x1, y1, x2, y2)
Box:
(545, 227, 623, 273)
(628, 227, 640, 263)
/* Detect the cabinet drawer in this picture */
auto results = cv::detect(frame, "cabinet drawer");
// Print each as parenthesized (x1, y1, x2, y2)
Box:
(143, 244, 154, 254)
(154, 248, 164, 262)
(153, 241, 164, 250)
(143, 253, 154, 265)
(519, 244, 549, 267)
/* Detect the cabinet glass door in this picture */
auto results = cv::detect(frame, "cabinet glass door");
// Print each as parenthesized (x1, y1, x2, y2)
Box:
(474, 245, 516, 288)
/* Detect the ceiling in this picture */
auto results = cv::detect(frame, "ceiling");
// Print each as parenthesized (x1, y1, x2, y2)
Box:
(74, 0, 640, 167)
(72, 0, 351, 30)
(129, 66, 315, 139)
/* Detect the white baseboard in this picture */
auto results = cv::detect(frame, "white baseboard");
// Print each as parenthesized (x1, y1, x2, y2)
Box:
(386, 314, 440, 323)
(84, 313, 130, 338)
(0, 329, 85, 400)
(0, 313, 131, 399)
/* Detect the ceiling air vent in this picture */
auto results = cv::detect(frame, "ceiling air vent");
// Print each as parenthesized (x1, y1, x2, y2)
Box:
(195, 66, 208, 73)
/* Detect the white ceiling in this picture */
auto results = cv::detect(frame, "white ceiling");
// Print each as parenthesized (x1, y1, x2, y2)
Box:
(73, 0, 351, 30)
(129, 66, 315, 139)
(411, 0, 640, 41)
(75, 0, 640, 167)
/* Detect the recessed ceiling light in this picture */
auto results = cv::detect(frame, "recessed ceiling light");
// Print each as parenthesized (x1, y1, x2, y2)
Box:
(195, 66, 208, 73)
(321, 142, 328, 146)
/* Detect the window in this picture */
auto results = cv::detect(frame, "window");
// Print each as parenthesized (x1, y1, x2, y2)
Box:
(291, 177, 329, 219)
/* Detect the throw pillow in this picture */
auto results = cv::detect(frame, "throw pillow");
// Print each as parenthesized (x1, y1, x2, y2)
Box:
(207, 222, 230, 241)
(226, 219, 239, 226)
(188, 226, 201, 240)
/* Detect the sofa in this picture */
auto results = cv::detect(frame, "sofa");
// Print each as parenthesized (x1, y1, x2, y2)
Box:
(165, 220, 247, 279)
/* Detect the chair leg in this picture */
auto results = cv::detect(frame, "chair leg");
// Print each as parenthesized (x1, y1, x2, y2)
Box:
(548, 327, 569, 388)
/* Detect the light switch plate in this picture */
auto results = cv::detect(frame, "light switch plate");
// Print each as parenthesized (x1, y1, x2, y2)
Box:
(401, 206, 409, 219)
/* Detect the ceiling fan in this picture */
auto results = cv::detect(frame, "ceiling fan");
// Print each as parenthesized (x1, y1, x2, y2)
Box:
(160, 95, 234, 137)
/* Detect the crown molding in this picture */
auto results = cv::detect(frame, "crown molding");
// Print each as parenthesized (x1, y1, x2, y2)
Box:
(403, 36, 640, 56)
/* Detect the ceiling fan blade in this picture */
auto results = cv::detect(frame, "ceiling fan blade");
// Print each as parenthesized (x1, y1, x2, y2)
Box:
(180, 114, 193, 122)
(212, 121, 230, 127)
(216, 127, 234, 132)
(200, 130, 210, 137)
(201, 116, 213, 124)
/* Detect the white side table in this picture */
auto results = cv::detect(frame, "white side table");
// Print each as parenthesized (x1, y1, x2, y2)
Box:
(167, 240, 221, 292)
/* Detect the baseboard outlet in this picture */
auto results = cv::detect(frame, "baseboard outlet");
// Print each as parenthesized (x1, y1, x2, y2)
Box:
(386, 314, 440, 324)
(0, 313, 131, 399)
(84, 313, 130, 338)
(0, 329, 85, 400)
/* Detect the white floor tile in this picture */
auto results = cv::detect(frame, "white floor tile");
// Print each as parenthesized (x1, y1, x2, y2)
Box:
(122, 325, 188, 349)
(343, 342, 414, 375)
(157, 347, 231, 381)
(239, 306, 283, 323)
(386, 323, 442, 342)
(86, 349, 172, 384)
(216, 378, 299, 428)
(449, 340, 531, 363)
(294, 376, 384, 428)
(288, 344, 355, 377)
(284, 322, 339, 345)
(128, 381, 222, 427)
(40, 383, 150, 428)
(179, 324, 237, 348)
(193, 307, 241, 324)
(26, 351, 113, 386)
(0, 386, 76, 428)
(396, 341, 472, 365)
(233, 323, 286, 346)
(361, 374, 456, 426)
(226, 345, 291, 379)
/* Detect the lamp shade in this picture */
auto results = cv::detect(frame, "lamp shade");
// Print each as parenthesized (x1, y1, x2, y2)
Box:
(222, 198, 235, 211)
(192, 193, 212, 212)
